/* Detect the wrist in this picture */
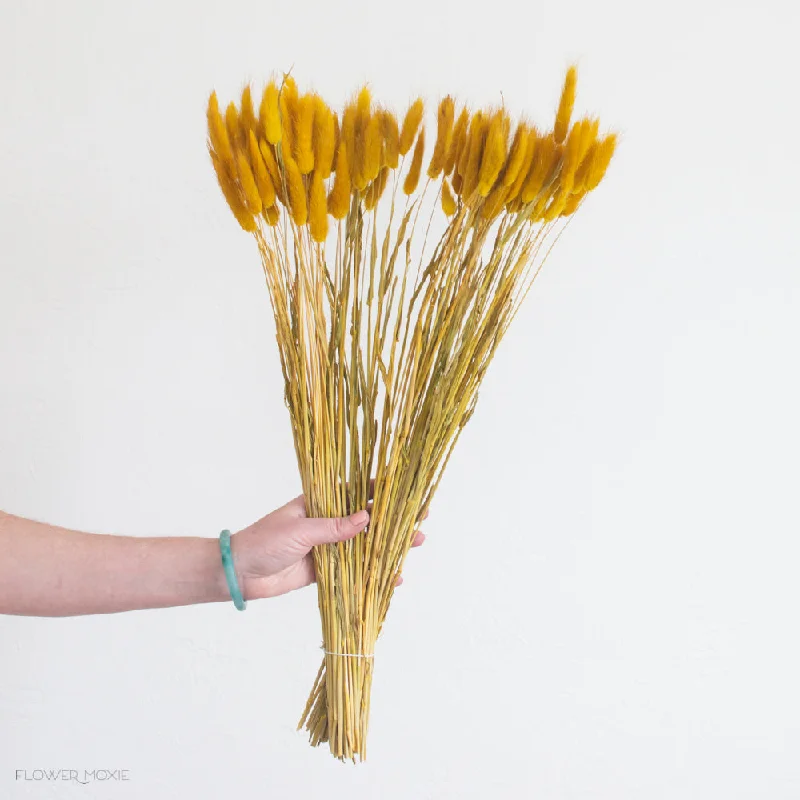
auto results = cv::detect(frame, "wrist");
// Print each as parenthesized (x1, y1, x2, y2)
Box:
(232, 527, 259, 599)
(206, 536, 235, 603)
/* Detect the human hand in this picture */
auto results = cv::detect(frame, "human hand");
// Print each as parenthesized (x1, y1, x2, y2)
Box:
(230, 494, 426, 601)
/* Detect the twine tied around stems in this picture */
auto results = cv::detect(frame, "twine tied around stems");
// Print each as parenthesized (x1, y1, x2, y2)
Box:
(321, 645, 374, 659)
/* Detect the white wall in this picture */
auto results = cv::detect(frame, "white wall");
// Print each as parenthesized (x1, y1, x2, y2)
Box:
(1, 1, 799, 797)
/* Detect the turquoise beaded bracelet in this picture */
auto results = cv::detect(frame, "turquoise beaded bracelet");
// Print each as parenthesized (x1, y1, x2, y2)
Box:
(219, 530, 247, 611)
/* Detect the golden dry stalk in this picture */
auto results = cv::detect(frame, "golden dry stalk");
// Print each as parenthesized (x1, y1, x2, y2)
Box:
(206, 66, 616, 762)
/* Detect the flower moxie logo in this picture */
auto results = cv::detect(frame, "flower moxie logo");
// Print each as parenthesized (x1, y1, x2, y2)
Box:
(15, 769, 130, 785)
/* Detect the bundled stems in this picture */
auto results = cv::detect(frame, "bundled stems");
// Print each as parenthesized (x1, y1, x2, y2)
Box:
(207, 68, 616, 761)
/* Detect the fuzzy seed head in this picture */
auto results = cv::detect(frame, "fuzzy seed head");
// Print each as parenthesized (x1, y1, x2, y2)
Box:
(521, 133, 555, 203)
(263, 204, 280, 225)
(455, 111, 477, 181)
(341, 105, 357, 179)
(477, 110, 508, 196)
(362, 113, 383, 185)
(572, 140, 597, 192)
(427, 96, 455, 179)
(279, 76, 299, 154)
(248, 130, 276, 208)
(296, 94, 316, 174)
(328, 142, 351, 219)
(210, 148, 255, 232)
(309, 170, 329, 242)
(356, 86, 372, 119)
(529, 186, 552, 222)
(236, 150, 262, 214)
(542, 189, 568, 222)
(582, 117, 600, 159)
(560, 189, 586, 217)
(502, 123, 529, 188)
(462, 113, 487, 200)
(313, 98, 336, 179)
(399, 98, 424, 156)
(364, 166, 390, 211)
(554, 64, 577, 144)
(482, 182, 510, 220)
(380, 111, 400, 169)
(403, 126, 425, 195)
(441, 179, 457, 216)
(585, 133, 616, 190)
(225, 102, 241, 149)
(207, 91, 233, 165)
(240, 85, 256, 133)
(445, 108, 469, 177)
(283, 152, 307, 226)
(561, 120, 584, 193)
(258, 138, 285, 204)
(260, 81, 282, 145)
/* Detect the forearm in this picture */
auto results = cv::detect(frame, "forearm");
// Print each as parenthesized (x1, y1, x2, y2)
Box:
(0, 511, 231, 616)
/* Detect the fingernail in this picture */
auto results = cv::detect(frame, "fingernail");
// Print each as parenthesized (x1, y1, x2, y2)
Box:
(349, 510, 369, 527)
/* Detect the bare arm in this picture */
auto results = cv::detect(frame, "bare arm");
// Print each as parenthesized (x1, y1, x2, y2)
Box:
(0, 510, 234, 616)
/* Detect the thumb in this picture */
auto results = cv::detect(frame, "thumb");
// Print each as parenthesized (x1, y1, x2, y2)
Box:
(299, 510, 369, 547)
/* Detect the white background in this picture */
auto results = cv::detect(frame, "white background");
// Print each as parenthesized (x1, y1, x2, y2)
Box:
(1, 1, 798, 798)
